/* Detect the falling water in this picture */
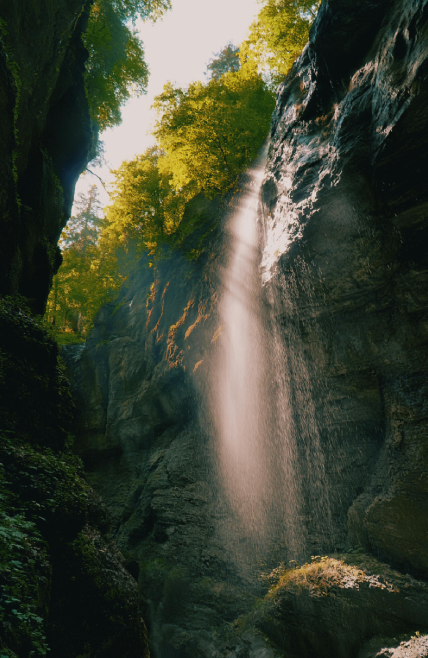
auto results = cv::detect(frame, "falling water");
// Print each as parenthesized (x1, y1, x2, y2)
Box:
(210, 144, 270, 554)
(209, 143, 337, 572)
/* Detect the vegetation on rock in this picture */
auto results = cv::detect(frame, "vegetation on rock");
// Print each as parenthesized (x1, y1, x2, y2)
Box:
(0, 297, 148, 657)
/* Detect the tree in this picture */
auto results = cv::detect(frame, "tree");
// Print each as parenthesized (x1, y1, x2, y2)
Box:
(205, 43, 240, 80)
(102, 146, 183, 255)
(153, 68, 275, 198)
(240, 0, 321, 87)
(98, 68, 274, 263)
(84, 0, 171, 130)
(61, 185, 103, 252)
(46, 188, 123, 338)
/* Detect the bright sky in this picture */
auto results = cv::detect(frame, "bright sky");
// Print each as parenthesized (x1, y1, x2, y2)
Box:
(75, 0, 260, 210)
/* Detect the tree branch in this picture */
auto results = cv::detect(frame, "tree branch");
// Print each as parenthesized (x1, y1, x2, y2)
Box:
(85, 168, 111, 196)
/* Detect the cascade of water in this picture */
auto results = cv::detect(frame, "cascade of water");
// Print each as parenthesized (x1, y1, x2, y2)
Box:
(210, 144, 270, 553)
(265, 264, 336, 557)
(209, 144, 336, 573)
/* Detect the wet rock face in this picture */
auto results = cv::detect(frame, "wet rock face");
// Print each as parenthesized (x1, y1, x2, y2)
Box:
(0, 0, 95, 313)
(63, 227, 272, 656)
(262, 0, 428, 576)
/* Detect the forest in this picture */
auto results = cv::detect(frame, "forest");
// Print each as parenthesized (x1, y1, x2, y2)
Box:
(46, 0, 320, 339)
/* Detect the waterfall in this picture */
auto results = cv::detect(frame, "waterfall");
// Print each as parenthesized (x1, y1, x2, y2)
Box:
(208, 144, 336, 572)
(210, 144, 271, 556)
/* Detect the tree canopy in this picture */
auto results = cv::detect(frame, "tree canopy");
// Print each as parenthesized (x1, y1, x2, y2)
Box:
(98, 64, 274, 265)
(50, 0, 322, 339)
(84, 0, 170, 130)
(240, 0, 321, 86)
(152, 68, 275, 198)
(101, 146, 183, 255)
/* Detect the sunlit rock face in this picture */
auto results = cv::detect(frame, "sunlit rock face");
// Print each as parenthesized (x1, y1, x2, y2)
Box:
(0, 0, 95, 313)
(262, 0, 428, 576)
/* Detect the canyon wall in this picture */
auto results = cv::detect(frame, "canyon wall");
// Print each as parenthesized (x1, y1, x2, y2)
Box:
(261, 0, 428, 577)
(0, 3, 150, 656)
(0, 0, 95, 313)
(65, 0, 428, 656)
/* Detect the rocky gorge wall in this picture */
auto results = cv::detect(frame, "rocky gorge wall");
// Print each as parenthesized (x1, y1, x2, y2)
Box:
(0, 0, 95, 313)
(0, 2, 152, 656)
(262, 0, 428, 577)
(63, 0, 428, 656)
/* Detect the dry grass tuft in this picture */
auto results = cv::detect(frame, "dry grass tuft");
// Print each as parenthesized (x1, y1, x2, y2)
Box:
(264, 554, 400, 599)
(265, 557, 364, 598)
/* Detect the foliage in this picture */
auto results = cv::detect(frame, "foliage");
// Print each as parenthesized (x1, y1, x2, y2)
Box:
(46, 187, 123, 340)
(153, 69, 275, 198)
(0, 431, 90, 527)
(84, 0, 170, 130)
(0, 450, 50, 658)
(102, 69, 273, 262)
(107, 0, 171, 21)
(84, 2, 147, 130)
(240, 0, 321, 86)
(0, 501, 49, 657)
(205, 43, 240, 80)
(102, 147, 181, 255)
(262, 553, 402, 600)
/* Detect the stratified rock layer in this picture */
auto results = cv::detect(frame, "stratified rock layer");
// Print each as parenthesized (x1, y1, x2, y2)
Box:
(262, 0, 428, 577)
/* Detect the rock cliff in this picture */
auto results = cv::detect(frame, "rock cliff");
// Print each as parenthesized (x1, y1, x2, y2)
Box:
(0, 299, 149, 657)
(64, 191, 269, 656)
(64, 0, 428, 655)
(0, 0, 95, 313)
(0, 2, 149, 656)
(262, 0, 428, 578)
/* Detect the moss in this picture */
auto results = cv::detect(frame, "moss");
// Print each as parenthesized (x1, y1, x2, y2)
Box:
(0, 430, 89, 533)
